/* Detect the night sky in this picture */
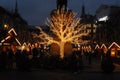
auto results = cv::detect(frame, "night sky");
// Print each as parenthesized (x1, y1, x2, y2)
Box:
(0, 0, 119, 26)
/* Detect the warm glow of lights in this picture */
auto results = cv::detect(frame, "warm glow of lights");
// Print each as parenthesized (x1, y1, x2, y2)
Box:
(8, 28, 17, 36)
(31, 44, 35, 49)
(4, 24, 8, 29)
(35, 43, 39, 48)
(111, 49, 116, 57)
(0, 27, 21, 46)
(101, 44, 108, 54)
(26, 47, 30, 52)
(95, 44, 100, 49)
(28, 43, 31, 47)
(21, 45, 25, 51)
(101, 44, 107, 49)
(34, 9, 89, 58)
(21, 42, 27, 51)
(108, 42, 120, 49)
(3, 43, 10, 46)
(15, 38, 21, 46)
(1, 36, 11, 43)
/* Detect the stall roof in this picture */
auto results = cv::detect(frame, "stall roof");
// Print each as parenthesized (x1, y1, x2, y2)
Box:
(108, 42, 120, 49)
(0, 28, 21, 46)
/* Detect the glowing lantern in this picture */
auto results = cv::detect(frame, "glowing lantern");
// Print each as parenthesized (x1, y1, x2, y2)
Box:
(26, 47, 30, 52)
(110, 49, 116, 57)
(21, 45, 25, 51)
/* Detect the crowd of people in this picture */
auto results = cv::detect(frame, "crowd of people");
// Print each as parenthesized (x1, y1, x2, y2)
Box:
(0, 46, 106, 72)
(0, 47, 31, 71)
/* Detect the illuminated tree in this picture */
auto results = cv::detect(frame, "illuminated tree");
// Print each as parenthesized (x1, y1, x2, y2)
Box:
(34, 9, 88, 59)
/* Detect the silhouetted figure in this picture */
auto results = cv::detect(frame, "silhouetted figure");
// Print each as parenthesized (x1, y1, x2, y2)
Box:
(88, 52, 92, 65)
(71, 51, 78, 72)
(32, 47, 39, 57)
(71, 50, 83, 73)
(0, 50, 7, 70)
(22, 50, 31, 71)
(101, 50, 115, 73)
(7, 49, 14, 70)
(31, 47, 40, 68)
(15, 50, 23, 70)
(56, 0, 67, 10)
(77, 50, 84, 70)
(15, 50, 31, 71)
(84, 52, 88, 60)
(0, 51, 3, 71)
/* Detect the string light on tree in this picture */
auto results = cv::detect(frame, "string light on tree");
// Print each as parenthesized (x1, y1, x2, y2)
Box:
(34, 9, 89, 59)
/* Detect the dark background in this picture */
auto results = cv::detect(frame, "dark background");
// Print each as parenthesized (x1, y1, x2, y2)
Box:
(0, 0, 119, 25)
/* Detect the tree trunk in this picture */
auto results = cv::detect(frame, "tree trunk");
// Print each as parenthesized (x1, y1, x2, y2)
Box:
(59, 42, 65, 59)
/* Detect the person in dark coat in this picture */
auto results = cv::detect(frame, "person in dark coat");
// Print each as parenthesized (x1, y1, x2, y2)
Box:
(0, 50, 7, 70)
(7, 48, 14, 70)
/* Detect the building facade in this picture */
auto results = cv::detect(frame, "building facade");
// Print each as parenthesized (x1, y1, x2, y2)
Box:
(0, 0, 32, 44)
(80, 3, 97, 45)
(95, 5, 120, 45)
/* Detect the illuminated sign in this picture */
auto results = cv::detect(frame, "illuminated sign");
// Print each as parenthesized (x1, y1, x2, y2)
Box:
(98, 16, 108, 22)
